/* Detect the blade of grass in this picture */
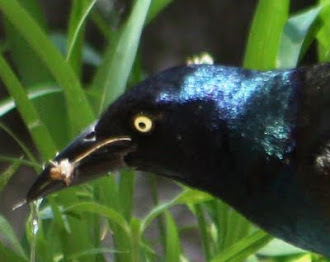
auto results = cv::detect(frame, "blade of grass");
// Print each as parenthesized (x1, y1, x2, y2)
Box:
(0, 215, 28, 260)
(0, 0, 95, 135)
(219, 208, 251, 249)
(47, 191, 97, 262)
(0, 155, 41, 169)
(32, 91, 70, 148)
(318, 44, 330, 62)
(0, 157, 22, 192)
(130, 218, 142, 262)
(91, 0, 151, 113)
(90, 9, 113, 39)
(0, 54, 57, 160)
(212, 200, 229, 251)
(211, 230, 273, 262)
(258, 239, 306, 256)
(277, 5, 323, 69)
(194, 204, 212, 261)
(164, 211, 182, 262)
(68, 248, 122, 259)
(0, 123, 36, 163)
(317, 1, 330, 62)
(175, 188, 213, 204)
(141, 188, 213, 232)
(244, 0, 289, 70)
(95, 176, 133, 262)
(46, 196, 96, 262)
(0, 85, 61, 118)
(3, 0, 51, 85)
(0, 242, 28, 262)
(295, 254, 313, 262)
(67, 0, 97, 77)
(64, 201, 130, 235)
(148, 174, 166, 250)
(118, 169, 135, 221)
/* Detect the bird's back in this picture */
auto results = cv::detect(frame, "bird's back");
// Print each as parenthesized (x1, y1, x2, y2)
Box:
(223, 64, 330, 256)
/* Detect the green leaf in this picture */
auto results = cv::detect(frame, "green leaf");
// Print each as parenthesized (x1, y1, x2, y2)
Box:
(118, 169, 135, 221)
(294, 254, 312, 262)
(211, 230, 273, 262)
(0, 123, 36, 163)
(91, 0, 151, 113)
(130, 217, 142, 261)
(258, 239, 306, 256)
(194, 204, 212, 261)
(0, 215, 28, 260)
(0, 242, 28, 262)
(0, 155, 40, 169)
(68, 248, 122, 259)
(164, 212, 181, 262)
(0, 85, 61, 118)
(141, 201, 174, 233)
(277, 5, 323, 69)
(3, 0, 52, 85)
(141, 188, 212, 233)
(64, 202, 130, 235)
(317, 1, 330, 62)
(45, 192, 98, 262)
(0, 54, 57, 160)
(95, 176, 134, 262)
(222, 208, 251, 249)
(0, 158, 22, 192)
(244, 0, 289, 70)
(175, 188, 213, 204)
(32, 91, 70, 149)
(0, 0, 95, 135)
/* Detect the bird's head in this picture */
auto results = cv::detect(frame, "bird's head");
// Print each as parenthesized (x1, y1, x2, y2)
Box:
(27, 65, 225, 201)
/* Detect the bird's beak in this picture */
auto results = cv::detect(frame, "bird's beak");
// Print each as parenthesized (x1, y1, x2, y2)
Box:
(26, 123, 134, 202)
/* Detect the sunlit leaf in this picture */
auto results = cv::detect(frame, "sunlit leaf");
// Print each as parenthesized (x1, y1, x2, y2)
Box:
(244, 0, 289, 70)
(211, 230, 272, 262)
(258, 239, 306, 256)
(317, 1, 330, 62)
(91, 0, 151, 113)
(277, 5, 323, 69)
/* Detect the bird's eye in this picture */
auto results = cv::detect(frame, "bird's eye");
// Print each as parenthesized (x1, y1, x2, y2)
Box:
(133, 115, 153, 133)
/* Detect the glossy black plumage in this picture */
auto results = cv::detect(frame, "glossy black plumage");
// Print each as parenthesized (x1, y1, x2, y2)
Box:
(27, 63, 330, 256)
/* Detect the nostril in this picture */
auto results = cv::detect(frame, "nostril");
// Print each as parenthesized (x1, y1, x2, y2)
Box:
(84, 131, 96, 141)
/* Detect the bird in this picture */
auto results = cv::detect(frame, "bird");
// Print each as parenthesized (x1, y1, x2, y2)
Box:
(27, 63, 330, 256)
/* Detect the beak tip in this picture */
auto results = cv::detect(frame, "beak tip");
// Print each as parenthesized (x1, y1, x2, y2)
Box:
(26, 167, 64, 202)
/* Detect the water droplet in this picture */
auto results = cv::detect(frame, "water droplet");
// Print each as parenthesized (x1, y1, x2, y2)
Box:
(29, 199, 42, 262)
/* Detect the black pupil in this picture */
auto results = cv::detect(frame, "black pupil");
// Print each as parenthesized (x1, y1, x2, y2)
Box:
(138, 121, 146, 129)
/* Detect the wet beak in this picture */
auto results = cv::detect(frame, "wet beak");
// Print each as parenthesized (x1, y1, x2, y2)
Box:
(26, 124, 134, 202)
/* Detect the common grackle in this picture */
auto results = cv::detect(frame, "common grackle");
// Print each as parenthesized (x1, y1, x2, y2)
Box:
(27, 63, 330, 256)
